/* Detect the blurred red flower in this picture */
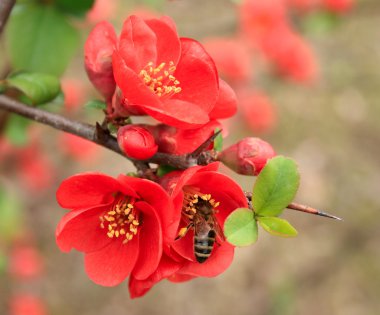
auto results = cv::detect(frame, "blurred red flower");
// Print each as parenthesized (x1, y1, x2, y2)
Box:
(239, 0, 289, 47)
(8, 245, 44, 280)
(56, 173, 175, 286)
(322, 0, 354, 13)
(18, 144, 55, 192)
(129, 163, 248, 298)
(59, 133, 100, 163)
(238, 90, 277, 134)
(85, 15, 237, 129)
(9, 295, 47, 315)
(202, 37, 253, 83)
(262, 27, 318, 83)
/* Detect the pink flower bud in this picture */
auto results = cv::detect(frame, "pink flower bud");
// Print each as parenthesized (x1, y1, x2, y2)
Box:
(117, 125, 158, 160)
(218, 137, 275, 175)
(84, 21, 117, 99)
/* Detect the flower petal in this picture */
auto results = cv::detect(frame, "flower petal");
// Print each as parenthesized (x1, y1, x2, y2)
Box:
(143, 98, 210, 129)
(171, 38, 219, 113)
(119, 15, 157, 72)
(112, 50, 163, 109)
(186, 171, 248, 224)
(178, 241, 234, 277)
(56, 206, 112, 253)
(56, 173, 126, 210)
(118, 176, 178, 243)
(84, 237, 139, 286)
(132, 201, 162, 280)
(145, 16, 181, 66)
(129, 253, 181, 298)
(209, 79, 237, 120)
(167, 273, 195, 283)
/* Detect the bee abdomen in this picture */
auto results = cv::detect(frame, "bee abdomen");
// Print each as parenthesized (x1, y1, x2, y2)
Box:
(194, 232, 216, 263)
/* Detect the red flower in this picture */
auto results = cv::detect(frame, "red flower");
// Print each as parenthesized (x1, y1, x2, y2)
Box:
(56, 173, 175, 286)
(9, 295, 46, 315)
(85, 15, 237, 129)
(261, 27, 318, 83)
(238, 89, 277, 134)
(239, 0, 289, 47)
(117, 125, 158, 160)
(129, 163, 248, 297)
(8, 245, 44, 280)
(322, 0, 354, 13)
(59, 133, 100, 163)
(202, 37, 253, 84)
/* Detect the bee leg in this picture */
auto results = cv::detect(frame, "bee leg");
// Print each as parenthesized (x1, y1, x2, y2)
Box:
(175, 223, 193, 240)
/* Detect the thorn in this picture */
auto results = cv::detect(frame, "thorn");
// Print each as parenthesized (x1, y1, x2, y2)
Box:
(286, 202, 343, 221)
(190, 129, 222, 158)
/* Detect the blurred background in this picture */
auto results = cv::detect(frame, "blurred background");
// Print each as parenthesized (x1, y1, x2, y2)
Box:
(1, 0, 380, 314)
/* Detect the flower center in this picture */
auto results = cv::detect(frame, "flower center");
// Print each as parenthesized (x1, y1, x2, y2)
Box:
(99, 198, 140, 245)
(139, 61, 181, 98)
(182, 187, 220, 218)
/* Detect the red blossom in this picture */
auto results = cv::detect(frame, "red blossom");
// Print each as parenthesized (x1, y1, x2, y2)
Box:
(238, 89, 277, 134)
(85, 15, 237, 128)
(322, 0, 354, 13)
(202, 37, 253, 83)
(129, 163, 248, 298)
(8, 245, 44, 280)
(59, 133, 100, 163)
(18, 144, 55, 192)
(61, 78, 87, 112)
(117, 125, 158, 160)
(56, 173, 175, 286)
(9, 295, 47, 315)
(262, 27, 318, 83)
(239, 0, 289, 48)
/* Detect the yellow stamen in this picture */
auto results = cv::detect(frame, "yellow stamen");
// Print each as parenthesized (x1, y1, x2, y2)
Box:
(139, 61, 181, 98)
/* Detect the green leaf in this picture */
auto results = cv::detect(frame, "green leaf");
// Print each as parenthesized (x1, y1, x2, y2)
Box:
(6, 4, 80, 76)
(213, 128, 223, 152)
(54, 0, 95, 16)
(6, 72, 61, 105)
(4, 114, 30, 146)
(253, 156, 300, 217)
(258, 217, 298, 238)
(85, 99, 107, 111)
(157, 165, 177, 177)
(224, 208, 258, 247)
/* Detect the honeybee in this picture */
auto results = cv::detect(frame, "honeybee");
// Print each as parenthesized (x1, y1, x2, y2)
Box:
(176, 192, 224, 263)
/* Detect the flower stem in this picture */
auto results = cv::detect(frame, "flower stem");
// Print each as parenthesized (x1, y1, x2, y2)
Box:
(0, 94, 217, 169)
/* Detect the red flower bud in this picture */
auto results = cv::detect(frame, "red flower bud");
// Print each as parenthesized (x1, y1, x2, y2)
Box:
(218, 137, 275, 175)
(117, 125, 158, 160)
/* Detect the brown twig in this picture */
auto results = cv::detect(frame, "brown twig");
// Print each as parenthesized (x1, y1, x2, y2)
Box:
(0, 0, 15, 34)
(245, 192, 342, 220)
(0, 94, 218, 169)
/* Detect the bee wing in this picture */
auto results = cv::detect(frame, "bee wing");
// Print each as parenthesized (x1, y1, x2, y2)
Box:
(208, 216, 225, 242)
